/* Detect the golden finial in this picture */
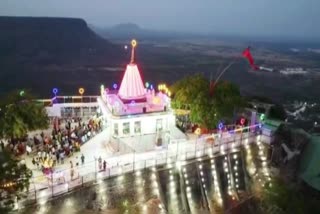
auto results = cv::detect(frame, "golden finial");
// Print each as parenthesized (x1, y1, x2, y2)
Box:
(130, 39, 137, 63)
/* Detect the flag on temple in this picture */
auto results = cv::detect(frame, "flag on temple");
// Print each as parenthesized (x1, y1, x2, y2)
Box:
(242, 47, 259, 70)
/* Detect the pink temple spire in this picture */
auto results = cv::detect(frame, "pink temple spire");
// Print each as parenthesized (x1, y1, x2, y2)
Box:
(118, 40, 146, 100)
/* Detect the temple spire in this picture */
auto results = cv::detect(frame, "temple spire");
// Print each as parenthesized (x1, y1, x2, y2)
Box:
(118, 39, 146, 100)
(130, 39, 137, 63)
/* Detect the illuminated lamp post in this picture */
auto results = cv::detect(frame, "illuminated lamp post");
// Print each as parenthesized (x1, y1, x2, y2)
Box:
(240, 118, 245, 133)
(239, 118, 245, 147)
(52, 88, 58, 104)
(218, 122, 224, 150)
(79, 87, 85, 117)
(79, 87, 85, 101)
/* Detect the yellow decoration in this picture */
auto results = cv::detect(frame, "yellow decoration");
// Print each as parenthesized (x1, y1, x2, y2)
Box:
(195, 128, 201, 135)
(78, 87, 85, 95)
(130, 39, 138, 63)
(131, 39, 137, 47)
(153, 97, 161, 104)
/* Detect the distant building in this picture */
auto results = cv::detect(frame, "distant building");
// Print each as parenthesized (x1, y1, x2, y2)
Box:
(279, 67, 308, 75)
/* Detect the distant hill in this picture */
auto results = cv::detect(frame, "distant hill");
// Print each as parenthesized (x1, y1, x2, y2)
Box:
(0, 16, 124, 65)
(0, 16, 128, 97)
(96, 23, 193, 40)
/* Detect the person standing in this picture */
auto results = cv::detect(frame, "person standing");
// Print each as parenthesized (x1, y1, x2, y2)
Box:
(26, 145, 32, 155)
(0, 141, 4, 151)
(103, 160, 107, 171)
(38, 151, 42, 162)
(70, 161, 74, 180)
(56, 151, 60, 164)
(60, 152, 64, 164)
(32, 157, 36, 167)
(98, 156, 102, 170)
(81, 154, 85, 165)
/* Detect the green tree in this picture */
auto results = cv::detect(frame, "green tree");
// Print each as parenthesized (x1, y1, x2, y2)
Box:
(0, 150, 32, 212)
(0, 90, 48, 212)
(0, 90, 49, 140)
(213, 81, 245, 120)
(171, 73, 209, 109)
(171, 73, 245, 129)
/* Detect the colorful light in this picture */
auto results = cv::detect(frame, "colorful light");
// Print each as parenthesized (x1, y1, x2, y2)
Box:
(131, 39, 137, 47)
(145, 82, 150, 88)
(260, 114, 265, 121)
(240, 118, 245, 126)
(52, 88, 58, 96)
(19, 90, 25, 96)
(152, 97, 161, 104)
(78, 88, 85, 95)
(113, 83, 118, 89)
(195, 127, 201, 135)
(218, 122, 224, 130)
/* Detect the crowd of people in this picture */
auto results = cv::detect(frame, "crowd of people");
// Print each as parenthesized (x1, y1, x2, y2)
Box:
(2, 117, 103, 175)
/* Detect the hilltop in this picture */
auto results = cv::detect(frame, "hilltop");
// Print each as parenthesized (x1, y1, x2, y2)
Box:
(0, 16, 124, 65)
(0, 16, 127, 97)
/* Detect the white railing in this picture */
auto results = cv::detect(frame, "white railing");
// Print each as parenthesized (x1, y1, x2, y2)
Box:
(19, 129, 271, 208)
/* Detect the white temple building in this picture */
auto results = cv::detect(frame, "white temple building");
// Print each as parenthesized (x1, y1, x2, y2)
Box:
(42, 39, 185, 152)
(97, 40, 185, 150)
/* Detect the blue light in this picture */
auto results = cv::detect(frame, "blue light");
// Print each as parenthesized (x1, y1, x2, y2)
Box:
(218, 122, 223, 130)
(113, 83, 118, 89)
(52, 88, 58, 95)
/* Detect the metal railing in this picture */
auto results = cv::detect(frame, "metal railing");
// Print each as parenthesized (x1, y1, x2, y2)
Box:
(18, 129, 270, 208)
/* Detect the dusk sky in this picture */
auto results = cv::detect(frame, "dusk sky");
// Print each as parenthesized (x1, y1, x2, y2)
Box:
(0, 0, 318, 40)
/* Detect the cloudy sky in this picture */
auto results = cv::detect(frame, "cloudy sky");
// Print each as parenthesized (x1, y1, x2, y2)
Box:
(0, 0, 318, 40)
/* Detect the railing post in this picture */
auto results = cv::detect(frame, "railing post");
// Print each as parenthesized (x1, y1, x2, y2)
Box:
(51, 171, 54, 198)
(94, 157, 97, 182)
(133, 152, 135, 171)
(176, 140, 179, 160)
(194, 138, 197, 157)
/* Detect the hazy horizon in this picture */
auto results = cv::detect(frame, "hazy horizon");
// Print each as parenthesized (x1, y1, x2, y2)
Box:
(1, 0, 319, 41)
